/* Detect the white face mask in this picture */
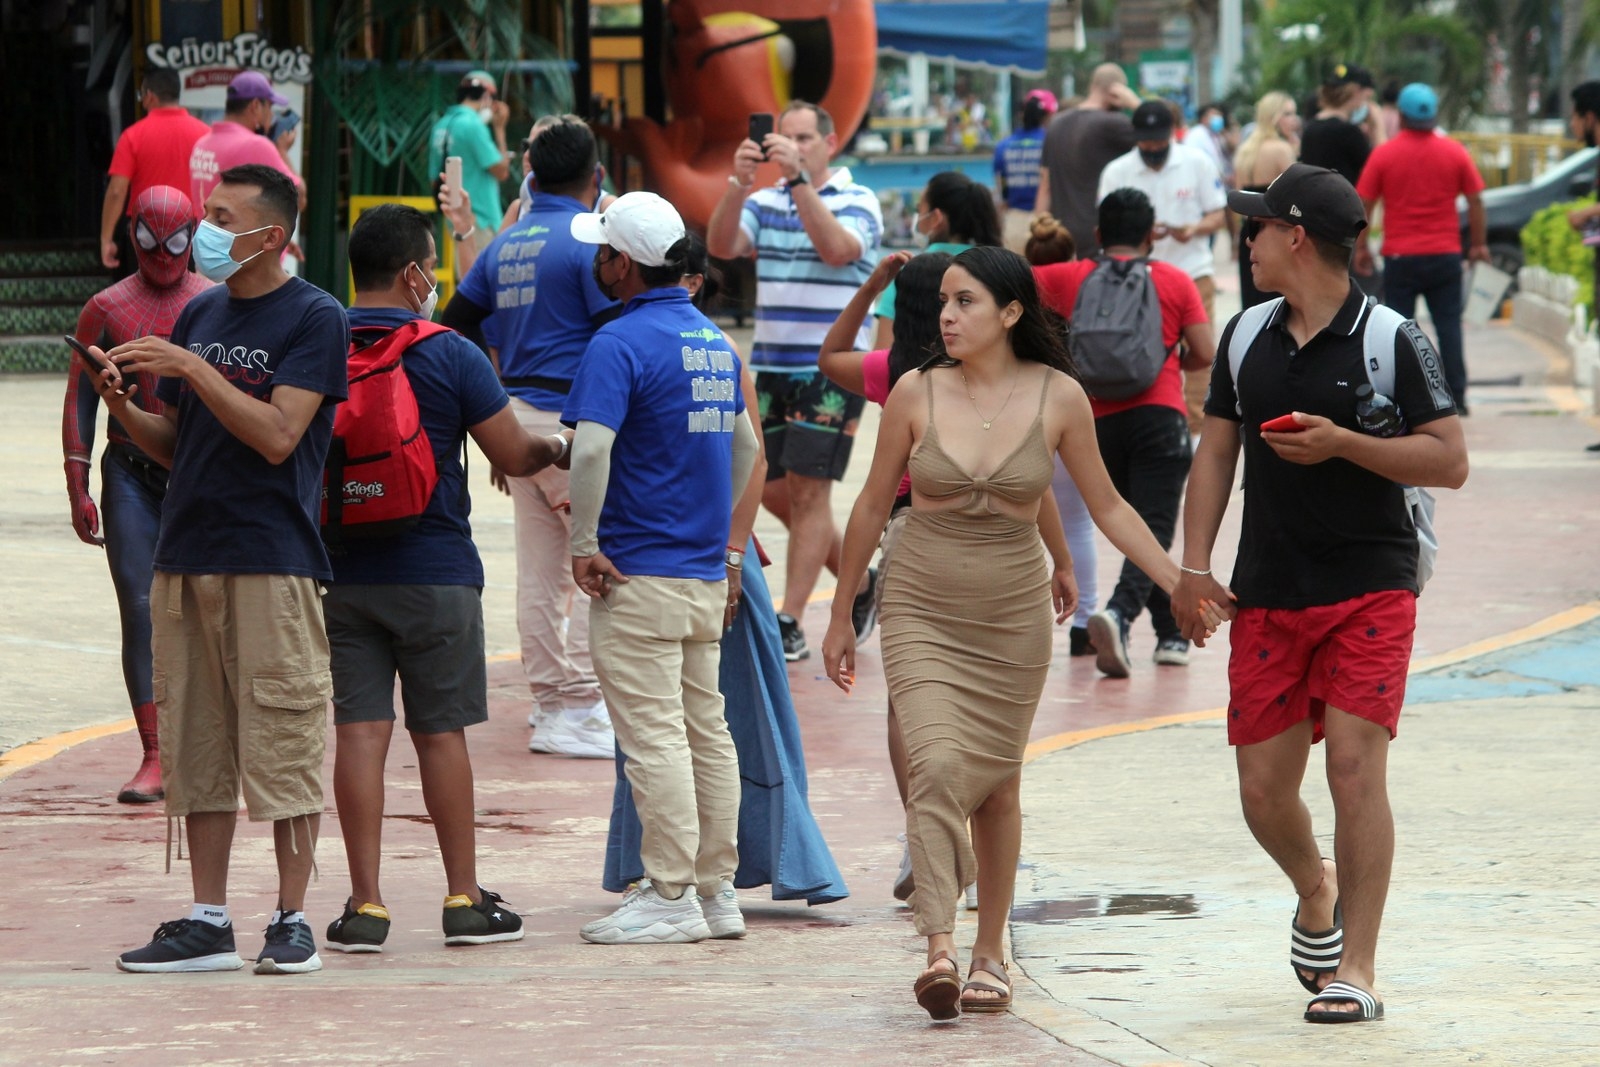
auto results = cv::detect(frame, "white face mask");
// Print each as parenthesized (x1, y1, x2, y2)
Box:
(409, 263, 439, 319)
(479, 105, 494, 124)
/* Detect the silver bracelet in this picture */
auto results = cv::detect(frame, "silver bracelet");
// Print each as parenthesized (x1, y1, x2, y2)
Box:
(1179, 565, 1212, 577)
(549, 434, 570, 461)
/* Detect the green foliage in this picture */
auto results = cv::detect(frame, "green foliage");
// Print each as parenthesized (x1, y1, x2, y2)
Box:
(1522, 195, 1596, 309)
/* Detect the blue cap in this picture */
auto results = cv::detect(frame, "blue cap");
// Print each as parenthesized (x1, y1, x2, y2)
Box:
(1398, 83, 1438, 124)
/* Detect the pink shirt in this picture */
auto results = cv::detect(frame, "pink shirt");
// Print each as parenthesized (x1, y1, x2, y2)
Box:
(862, 349, 913, 499)
(189, 120, 301, 208)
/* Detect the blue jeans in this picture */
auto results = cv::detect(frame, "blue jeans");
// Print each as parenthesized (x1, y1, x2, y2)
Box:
(100, 445, 166, 708)
(1383, 253, 1466, 407)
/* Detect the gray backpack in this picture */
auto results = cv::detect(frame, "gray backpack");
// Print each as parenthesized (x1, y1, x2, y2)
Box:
(1226, 296, 1440, 591)
(1068, 256, 1175, 401)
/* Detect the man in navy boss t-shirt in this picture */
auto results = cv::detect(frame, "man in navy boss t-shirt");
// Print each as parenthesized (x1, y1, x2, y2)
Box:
(563, 193, 760, 946)
(440, 115, 620, 759)
(323, 205, 569, 954)
(95, 165, 347, 977)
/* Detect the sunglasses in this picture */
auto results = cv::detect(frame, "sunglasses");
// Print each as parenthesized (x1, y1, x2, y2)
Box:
(1241, 218, 1300, 241)
(133, 219, 195, 256)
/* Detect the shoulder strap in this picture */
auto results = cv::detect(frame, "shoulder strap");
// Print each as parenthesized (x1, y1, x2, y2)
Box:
(1360, 299, 1407, 397)
(1227, 297, 1283, 416)
(923, 366, 936, 420)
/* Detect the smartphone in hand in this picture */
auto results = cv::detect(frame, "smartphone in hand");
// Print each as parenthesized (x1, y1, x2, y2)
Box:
(747, 113, 774, 159)
(1260, 413, 1306, 433)
(64, 335, 125, 394)
(445, 156, 464, 209)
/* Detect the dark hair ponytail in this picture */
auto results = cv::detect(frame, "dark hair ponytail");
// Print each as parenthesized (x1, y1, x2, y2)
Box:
(886, 252, 953, 388)
(923, 171, 1002, 248)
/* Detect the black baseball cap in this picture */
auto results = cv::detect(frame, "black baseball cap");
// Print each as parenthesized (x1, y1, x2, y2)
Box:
(1328, 63, 1375, 89)
(1131, 100, 1173, 136)
(1227, 163, 1369, 247)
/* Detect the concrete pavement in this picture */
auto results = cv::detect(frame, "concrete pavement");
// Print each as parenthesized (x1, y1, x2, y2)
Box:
(2, 275, 1599, 1062)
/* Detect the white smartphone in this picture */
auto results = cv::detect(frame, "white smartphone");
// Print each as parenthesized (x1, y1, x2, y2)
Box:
(445, 156, 464, 209)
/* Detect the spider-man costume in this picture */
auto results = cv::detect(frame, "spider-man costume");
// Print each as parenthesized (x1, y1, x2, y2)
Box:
(62, 185, 210, 804)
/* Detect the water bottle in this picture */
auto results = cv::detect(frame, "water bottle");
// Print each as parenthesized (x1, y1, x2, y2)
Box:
(1354, 383, 1406, 437)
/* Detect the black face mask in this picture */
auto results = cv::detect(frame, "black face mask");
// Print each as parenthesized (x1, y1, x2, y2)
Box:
(1139, 145, 1170, 170)
(592, 249, 618, 300)
(1586, 124, 1598, 149)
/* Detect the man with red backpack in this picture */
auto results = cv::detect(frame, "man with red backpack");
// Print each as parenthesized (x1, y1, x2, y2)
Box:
(1035, 187, 1214, 678)
(319, 203, 569, 953)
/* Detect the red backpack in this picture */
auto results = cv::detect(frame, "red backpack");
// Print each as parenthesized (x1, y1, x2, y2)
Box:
(321, 320, 450, 546)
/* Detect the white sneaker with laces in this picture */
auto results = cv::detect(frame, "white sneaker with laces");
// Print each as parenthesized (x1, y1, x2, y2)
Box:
(580, 880, 710, 944)
(541, 702, 614, 759)
(699, 879, 746, 940)
(893, 837, 915, 901)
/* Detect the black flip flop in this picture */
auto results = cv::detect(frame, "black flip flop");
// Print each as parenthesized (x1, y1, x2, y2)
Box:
(1305, 979, 1384, 1023)
(1291, 897, 1343, 994)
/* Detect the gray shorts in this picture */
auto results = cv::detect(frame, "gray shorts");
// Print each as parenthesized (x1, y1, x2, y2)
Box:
(324, 584, 488, 734)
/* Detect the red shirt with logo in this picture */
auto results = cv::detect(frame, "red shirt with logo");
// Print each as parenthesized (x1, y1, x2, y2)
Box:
(1356, 129, 1485, 256)
(108, 106, 212, 217)
(1034, 257, 1207, 418)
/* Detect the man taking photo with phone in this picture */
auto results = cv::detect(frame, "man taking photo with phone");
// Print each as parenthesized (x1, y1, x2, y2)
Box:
(707, 100, 882, 663)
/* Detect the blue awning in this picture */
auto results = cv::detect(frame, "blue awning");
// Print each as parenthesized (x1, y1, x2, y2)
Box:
(874, 1, 1051, 75)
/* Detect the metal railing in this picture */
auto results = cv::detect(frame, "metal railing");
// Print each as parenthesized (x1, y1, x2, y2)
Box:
(1452, 132, 1583, 188)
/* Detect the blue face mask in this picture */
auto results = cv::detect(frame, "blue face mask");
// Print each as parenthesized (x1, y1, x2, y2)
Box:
(192, 219, 273, 282)
(1208, 114, 1225, 133)
(1350, 104, 1370, 125)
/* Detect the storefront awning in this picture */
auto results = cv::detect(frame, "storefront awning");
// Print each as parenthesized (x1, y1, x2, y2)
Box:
(873, 1, 1050, 75)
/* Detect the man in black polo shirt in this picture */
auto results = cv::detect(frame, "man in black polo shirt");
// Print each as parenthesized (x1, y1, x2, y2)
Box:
(1174, 164, 1467, 1023)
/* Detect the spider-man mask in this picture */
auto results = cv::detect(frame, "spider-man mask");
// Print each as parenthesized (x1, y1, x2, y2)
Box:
(132, 185, 198, 288)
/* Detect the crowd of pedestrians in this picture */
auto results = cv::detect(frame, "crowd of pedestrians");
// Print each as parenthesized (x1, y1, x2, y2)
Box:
(68, 62, 1481, 1031)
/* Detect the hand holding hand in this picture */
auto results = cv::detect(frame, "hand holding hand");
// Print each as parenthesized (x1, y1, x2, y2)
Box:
(1173, 570, 1237, 646)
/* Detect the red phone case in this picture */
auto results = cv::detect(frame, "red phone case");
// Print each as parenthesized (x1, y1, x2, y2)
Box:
(1261, 414, 1305, 432)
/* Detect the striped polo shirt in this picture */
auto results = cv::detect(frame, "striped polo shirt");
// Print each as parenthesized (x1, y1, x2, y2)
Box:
(740, 166, 883, 374)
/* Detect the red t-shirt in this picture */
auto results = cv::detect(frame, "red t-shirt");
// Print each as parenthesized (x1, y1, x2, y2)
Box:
(189, 120, 302, 209)
(1356, 129, 1485, 256)
(1033, 257, 1206, 418)
(108, 107, 213, 217)
(862, 348, 914, 498)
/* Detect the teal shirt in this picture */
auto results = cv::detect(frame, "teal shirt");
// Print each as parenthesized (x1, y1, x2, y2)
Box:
(427, 104, 504, 231)
(873, 241, 974, 319)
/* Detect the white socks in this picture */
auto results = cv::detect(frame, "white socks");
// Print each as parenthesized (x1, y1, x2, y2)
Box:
(270, 909, 306, 927)
(190, 903, 229, 927)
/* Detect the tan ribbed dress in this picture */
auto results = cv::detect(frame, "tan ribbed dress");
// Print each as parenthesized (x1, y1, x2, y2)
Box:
(881, 372, 1056, 936)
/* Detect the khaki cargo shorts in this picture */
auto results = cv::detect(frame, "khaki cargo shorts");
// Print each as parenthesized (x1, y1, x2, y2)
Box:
(151, 572, 331, 822)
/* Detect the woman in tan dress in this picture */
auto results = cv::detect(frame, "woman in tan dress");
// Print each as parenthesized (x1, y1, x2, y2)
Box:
(823, 246, 1219, 1019)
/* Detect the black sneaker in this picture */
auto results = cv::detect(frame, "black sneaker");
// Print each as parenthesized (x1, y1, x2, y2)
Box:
(1069, 625, 1093, 657)
(776, 613, 810, 662)
(443, 887, 526, 945)
(117, 918, 244, 973)
(254, 919, 322, 974)
(1086, 608, 1131, 679)
(325, 899, 390, 954)
(851, 567, 880, 642)
(1153, 636, 1191, 667)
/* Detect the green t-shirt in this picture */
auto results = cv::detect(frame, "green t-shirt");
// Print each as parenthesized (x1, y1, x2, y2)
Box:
(427, 104, 504, 231)
(874, 241, 974, 319)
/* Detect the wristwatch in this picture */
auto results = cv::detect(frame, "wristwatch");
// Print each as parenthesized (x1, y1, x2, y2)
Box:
(724, 548, 745, 569)
(787, 169, 809, 187)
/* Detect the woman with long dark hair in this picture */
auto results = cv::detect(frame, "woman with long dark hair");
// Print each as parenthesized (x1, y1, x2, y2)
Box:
(823, 246, 1219, 1018)
(875, 170, 1003, 348)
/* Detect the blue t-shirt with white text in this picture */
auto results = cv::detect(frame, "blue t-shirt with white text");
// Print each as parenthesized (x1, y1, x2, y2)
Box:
(330, 307, 509, 587)
(993, 129, 1045, 211)
(155, 277, 349, 579)
(561, 288, 744, 581)
(456, 193, 617, 410)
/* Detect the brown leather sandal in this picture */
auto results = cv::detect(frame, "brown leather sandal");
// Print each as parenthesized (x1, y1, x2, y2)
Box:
(960, 957, 1012, 1013)
(914, 949, 962, 1020)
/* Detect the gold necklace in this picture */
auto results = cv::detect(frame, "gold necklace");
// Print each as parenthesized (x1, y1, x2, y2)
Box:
(959, 366, 1020, 430)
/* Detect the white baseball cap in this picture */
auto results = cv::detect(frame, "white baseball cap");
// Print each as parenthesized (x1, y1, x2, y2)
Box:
(569, 192, 687, 267)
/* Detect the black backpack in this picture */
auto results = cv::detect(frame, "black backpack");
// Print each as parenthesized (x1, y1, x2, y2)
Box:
(1067, 256, 1175, 401)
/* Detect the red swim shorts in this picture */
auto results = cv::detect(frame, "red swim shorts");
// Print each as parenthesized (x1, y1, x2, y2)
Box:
(1226, 589, 1416, 746)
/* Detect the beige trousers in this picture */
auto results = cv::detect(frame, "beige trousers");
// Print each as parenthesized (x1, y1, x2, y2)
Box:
(589, 574, 739, 899)
(509, 399, 602, 713)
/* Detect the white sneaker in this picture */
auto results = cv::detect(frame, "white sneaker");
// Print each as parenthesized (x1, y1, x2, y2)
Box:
(528, 707, 555, 753)
(579, 880, 709, 944)
(892, 839, 915, 902)
(963, 883, 979, 911)
(699, 879, 746, 940)
(541, 703, 615, 759)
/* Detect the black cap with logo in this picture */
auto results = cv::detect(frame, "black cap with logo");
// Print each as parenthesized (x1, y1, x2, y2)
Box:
(1131, 100, 1174, 136)
(1226, 163, 1369, 248)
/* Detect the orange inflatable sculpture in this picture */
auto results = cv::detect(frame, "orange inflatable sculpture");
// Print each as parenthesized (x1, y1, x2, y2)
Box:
(603, 0, 877, 230)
